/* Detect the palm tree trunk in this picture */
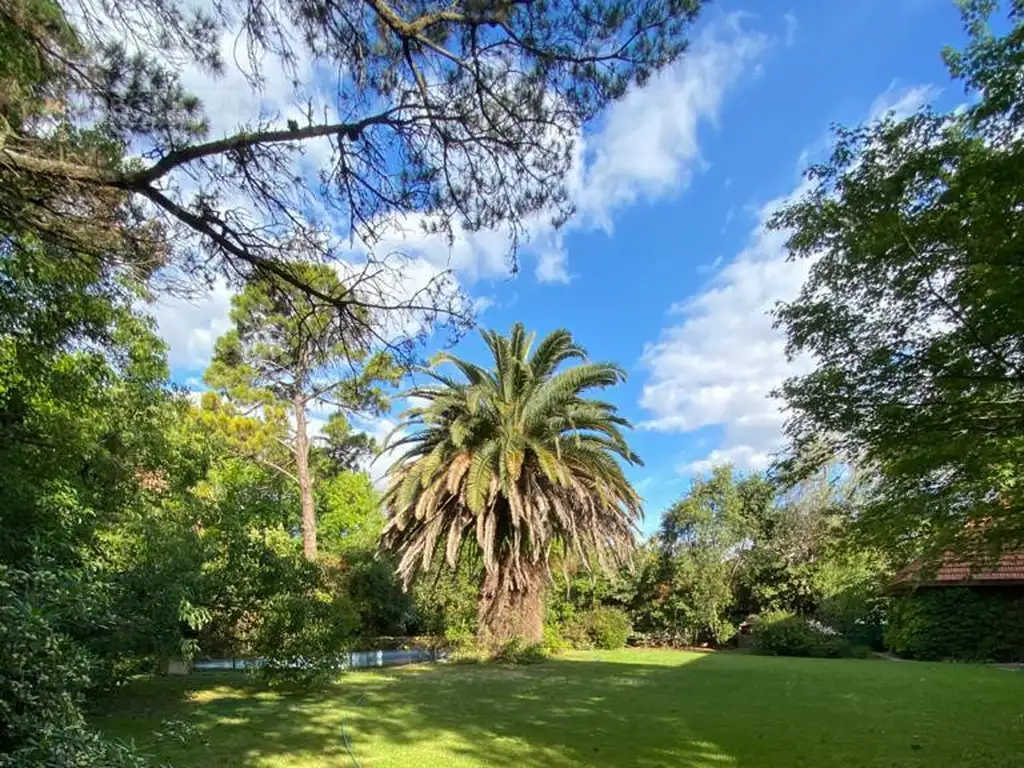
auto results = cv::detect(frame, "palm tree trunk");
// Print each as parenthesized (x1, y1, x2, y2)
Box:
(293, 396, 317, 560)
(478, 565, 546, 647)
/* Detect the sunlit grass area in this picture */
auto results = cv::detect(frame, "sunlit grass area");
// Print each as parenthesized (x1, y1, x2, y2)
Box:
(95, 650, 1023, 767)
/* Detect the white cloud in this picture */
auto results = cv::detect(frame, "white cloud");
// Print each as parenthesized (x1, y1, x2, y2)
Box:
(574, 15, 769, 234)
(639, 84, 935, 475)
(356, 13, 771, 286)
(149, 278, 234, 371)
(688, 444, 777, 475)
(783, 11, 799, 48)
(639, 192, 813, 473)
(535, 248, 571, 284)
(362, 416, 403, 490)
(868, 81, 940, 122)
(177, 23, 328, 156)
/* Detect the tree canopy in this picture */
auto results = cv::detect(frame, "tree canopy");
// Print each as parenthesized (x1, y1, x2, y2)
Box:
(204, 264, 398, 558)
(770, 0, 1024, 561)
(1, 0, 706, 345)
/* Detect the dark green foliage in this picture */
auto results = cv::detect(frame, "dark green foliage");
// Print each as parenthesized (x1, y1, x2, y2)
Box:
(546, 565, 632, 637)
(886, 588, 1024, 662)
(0, 237, 398, 761)
(0, 568, 150, 768)
(0, 241, 176, 764)
(1, 566, 90, 756)
(563, 606, 632, 650)
(752, 611, 849, 659)
(341, 549, 417, 638)
(547, 465, 888, 652)
(494, 636, 549, 665)
(813, 552, 889, 650)
(250, 558, 361, 686)
(627, 467, 772, 645)
(771, 1, 1024, 558)
(412, 559, 483, 648)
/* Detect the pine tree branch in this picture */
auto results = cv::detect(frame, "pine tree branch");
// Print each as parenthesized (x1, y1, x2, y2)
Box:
(129, 111, 404, 185)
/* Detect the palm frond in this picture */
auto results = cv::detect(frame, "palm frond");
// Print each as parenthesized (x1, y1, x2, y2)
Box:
(380, 324, 643, 597)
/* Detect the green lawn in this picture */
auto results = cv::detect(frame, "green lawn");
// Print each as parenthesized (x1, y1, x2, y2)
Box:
(95, 650, 1023, 767)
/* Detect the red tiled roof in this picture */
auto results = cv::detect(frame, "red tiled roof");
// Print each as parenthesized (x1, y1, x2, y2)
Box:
(890, 552, 1024, 591)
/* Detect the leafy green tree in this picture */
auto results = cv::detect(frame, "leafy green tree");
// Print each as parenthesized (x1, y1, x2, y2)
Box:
(1, 0, 707, 326)
(340, 547, 418, 638)
(771, 0, 1024, 560)
(158, 411, 374, 668)
(175, 444, 301, 657)
(811, 548, 889, 650)
(658, 466, 772, 556)
(631, 467, 773, 644)
(205, 264, 398, 559)
(380, 323, 642, 644)
(317, 414, 379, 474)
(318, 471, 381, 554)
(0, 239, 178, 765)
(733, 465, 857, 616)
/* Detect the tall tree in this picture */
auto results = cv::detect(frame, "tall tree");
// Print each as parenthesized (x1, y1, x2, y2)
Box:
(204, 263, 398, 559)
(770, 0, 1024, 560)
(1, 0, 707, 337)
(380, 323, 642, 644)
(640, 466, 773, 643)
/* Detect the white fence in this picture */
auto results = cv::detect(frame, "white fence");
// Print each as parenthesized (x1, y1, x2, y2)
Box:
(192, 646, 444, 672)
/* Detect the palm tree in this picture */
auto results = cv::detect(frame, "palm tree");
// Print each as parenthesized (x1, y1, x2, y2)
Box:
(380, 323, 642, 645)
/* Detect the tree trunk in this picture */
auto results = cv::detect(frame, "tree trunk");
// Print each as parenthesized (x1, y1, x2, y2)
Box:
(293, 396, 317, 560)
(478, 566, 546, 648)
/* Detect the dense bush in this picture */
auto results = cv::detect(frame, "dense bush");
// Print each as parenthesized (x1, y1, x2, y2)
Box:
(563, 606, 632, 650)
(817, 591, 888, 651)
(753, 611, 851, 658)
(812, 551, 889, 650)
(542, 623, 570, 654)
(0, 246, 175, 765)
(494, 636, 549, 665)
(885, 588, 1024, 662)
(251, 561, 361, 686)
(341, 550, 417, 637)
(412, 560, 481, 648)
(0, 567, 148, 767)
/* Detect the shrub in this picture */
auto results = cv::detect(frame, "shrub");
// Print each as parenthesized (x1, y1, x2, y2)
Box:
(542, 623, 569, 655)
(818, 595, 888, 651)
(845, 644, 875, 659)
(753, 610, 849, 658)
(885, 588, 1024, 662)
(494, 636, 548, 665)
(0, 566, 149, 767)
(411, 561, 480, 641)
(251, 571, 360, 686)
(811, 550, 889, 651)
(564, 606, 632, 650)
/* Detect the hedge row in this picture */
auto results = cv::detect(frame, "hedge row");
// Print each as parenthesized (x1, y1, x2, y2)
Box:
(885, 588, 1024, 662)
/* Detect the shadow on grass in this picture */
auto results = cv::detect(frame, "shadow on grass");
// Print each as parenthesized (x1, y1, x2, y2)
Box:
(95, 650, 1024, 768)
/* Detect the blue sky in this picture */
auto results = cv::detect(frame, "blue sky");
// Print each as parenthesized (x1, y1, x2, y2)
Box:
(153, 1, 974, 535)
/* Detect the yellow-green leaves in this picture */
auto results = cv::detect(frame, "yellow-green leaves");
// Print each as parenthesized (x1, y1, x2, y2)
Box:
(465, 442, 498, 515)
